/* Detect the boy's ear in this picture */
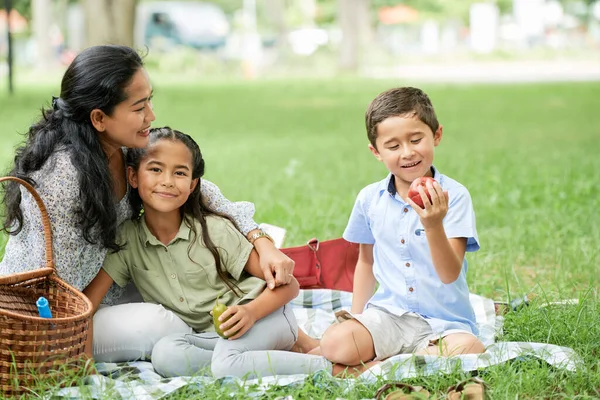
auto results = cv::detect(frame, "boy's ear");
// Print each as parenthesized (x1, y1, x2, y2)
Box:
(127, 166, 138, 188)
(190, 178, 199, 192)
(433, 125, 443, 146)
(90, 109, 107, 132)
(368, 143, 383, 161)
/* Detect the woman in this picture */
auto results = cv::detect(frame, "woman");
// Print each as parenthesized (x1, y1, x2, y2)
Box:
(0, 45, 294, 362)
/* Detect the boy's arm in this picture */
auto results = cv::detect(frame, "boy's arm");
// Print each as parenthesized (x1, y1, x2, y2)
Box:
(425, 229, 466, 284)
(351, 244, 377, 313)
(82, 269, 115, 357)
(218, 248, 300, 339)
(407, 180, 466, 284)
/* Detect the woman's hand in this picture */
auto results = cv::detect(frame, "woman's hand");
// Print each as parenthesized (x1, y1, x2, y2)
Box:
(407, 179, 449, 229)
(253, 239, 295, 289)
(218, 304, 257, 340)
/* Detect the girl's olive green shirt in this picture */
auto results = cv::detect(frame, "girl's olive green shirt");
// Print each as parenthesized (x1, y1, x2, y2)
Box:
(103, 215, 265, 332)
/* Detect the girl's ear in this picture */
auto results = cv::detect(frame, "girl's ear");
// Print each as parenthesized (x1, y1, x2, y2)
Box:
(127, 166, 138, 188)
(90, 109, 107, 132)
(190, 178, 199, 192)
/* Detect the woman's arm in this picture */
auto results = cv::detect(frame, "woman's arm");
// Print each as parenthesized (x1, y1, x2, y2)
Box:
(12, 152, 105, 291)
(200, 179, 294, 289)
(200, 179, 258, 235)
(243, 249, 300, 318)
(82, 269, 115, 356)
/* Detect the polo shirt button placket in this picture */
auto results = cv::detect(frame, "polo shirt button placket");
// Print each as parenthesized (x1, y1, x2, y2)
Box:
(171, 273, 176, 279)
(179, 297, 184, 303)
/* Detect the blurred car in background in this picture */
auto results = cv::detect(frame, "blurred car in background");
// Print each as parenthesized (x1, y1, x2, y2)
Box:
(135, 1, 230, 50)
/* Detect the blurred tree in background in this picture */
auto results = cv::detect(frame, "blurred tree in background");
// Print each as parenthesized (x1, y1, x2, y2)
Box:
(1, 0, 599, 72)
(82, 0, 137, 47)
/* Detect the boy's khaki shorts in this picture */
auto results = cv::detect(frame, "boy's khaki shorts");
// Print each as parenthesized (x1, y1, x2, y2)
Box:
(335, 305, 469, 361)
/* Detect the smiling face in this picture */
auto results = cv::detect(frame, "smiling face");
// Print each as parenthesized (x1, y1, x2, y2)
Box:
(92, 68, 156, 153)
(369, 115, 443, 197)
(128, 139, 198, 219)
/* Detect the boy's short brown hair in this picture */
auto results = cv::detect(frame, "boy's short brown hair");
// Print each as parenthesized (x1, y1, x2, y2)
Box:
(365, 87, 439, 148)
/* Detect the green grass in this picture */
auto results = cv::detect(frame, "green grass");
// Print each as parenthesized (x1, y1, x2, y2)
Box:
(0, 78, 599, 399)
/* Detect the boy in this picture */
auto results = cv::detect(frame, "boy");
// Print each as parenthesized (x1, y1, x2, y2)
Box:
(316, 87, 485, 374)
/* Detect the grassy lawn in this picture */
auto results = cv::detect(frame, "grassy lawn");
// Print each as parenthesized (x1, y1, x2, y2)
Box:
(0, 77, 599, 398)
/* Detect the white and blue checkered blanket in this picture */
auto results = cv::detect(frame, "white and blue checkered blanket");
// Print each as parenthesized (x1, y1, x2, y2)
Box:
(54, 289, 580, 399)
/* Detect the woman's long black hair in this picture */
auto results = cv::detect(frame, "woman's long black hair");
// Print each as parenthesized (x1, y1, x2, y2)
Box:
(127, 127, 242, 295)
(2, 45, 144, 251)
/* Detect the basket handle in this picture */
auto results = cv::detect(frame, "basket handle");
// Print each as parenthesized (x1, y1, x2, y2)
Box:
(0, 176, 55, 275)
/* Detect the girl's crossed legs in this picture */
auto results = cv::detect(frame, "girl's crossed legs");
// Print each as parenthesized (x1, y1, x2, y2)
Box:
(151, 305, 332, 378)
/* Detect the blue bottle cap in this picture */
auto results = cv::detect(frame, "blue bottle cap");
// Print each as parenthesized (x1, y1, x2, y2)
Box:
(37, 296, 53, 318)
(36, 297, 49, 307)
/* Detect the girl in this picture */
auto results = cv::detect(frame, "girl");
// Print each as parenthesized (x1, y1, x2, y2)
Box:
(0, 45, 294, 362)
(83, 127, 331, 378)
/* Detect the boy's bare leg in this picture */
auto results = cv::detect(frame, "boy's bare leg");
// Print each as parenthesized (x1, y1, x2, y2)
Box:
(415, 333, 485, 356)
(290, 329, 320, 354)
(319, 319, 376, 366)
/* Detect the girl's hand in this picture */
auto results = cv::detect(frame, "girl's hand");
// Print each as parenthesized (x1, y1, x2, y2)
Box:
(407, 180, 449, 229)
(218, 304, 257, 340)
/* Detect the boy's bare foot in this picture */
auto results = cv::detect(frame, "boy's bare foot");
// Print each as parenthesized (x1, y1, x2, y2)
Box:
(290, 329, 320, 353)
(331, 360, 381, 378)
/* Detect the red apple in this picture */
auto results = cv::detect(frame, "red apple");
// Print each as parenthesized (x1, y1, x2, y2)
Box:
(408, 177, 436, 208)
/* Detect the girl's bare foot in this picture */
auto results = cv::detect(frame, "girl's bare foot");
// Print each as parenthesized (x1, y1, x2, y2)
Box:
(290, 329, 320, 353)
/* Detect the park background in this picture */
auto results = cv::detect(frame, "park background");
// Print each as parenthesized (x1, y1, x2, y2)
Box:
(1, 0, 599, 399)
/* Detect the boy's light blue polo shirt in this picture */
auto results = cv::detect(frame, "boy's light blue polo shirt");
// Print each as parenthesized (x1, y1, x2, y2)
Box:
(343, 166, 479, 335)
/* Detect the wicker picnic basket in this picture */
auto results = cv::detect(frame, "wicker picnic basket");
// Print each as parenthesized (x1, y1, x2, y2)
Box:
(0, 177, 93, 396)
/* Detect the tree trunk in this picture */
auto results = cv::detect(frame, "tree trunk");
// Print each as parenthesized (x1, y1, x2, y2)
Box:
(337, 0, 360, 71)
(55, 0, 69, 42)
(32, 0, 53, 69)
(83, 0, 138, 47)
(357, 0, 373, 46)
(264, 0, 287, 49)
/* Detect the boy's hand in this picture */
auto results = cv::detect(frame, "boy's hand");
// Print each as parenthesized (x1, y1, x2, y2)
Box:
(218, 304, 257, 340)
(407, 179, 449, 229)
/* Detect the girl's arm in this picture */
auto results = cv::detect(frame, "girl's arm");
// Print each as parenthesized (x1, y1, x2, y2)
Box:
(351, 244, 377, 314)
(200, 179, 294, 289)
(82, 269, 115, 357)
(216, 249, 300, 339)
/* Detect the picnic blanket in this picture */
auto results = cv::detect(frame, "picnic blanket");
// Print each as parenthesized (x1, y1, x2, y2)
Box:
(54, 289, 580, 399)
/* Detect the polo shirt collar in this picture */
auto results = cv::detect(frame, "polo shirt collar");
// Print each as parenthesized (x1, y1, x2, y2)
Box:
(139, 215, 192, 247)
(386, 165, 440, 196)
